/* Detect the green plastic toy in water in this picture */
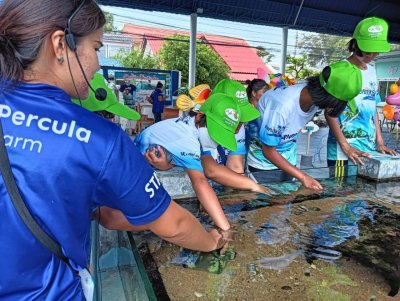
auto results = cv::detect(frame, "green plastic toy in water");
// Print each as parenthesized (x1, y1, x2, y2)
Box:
(171, 249, 236, 274)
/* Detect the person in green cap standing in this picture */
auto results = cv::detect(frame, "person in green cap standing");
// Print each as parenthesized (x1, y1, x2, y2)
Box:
(326, 17, 398, 175)
(247, 61, 362, 190)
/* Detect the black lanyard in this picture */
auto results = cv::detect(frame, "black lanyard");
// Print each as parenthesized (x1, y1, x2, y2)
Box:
(0, 118, 72, 268)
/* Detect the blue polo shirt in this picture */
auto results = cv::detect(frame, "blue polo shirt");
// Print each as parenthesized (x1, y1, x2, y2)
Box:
(0, 82, 171, 300)
(151, 88, 164, 113)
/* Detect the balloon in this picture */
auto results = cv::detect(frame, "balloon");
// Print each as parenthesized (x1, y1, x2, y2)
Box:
(383, 104, 395, 120)
(390, 83, 398, 95)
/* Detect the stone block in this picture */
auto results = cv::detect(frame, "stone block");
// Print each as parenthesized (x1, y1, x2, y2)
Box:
(357, 154, 400, 181)
(156, 168, 196, 199)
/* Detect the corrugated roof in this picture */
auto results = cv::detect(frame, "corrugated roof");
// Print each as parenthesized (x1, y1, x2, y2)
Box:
(100, 0, 400, 43)
(123, 24, 274, 82)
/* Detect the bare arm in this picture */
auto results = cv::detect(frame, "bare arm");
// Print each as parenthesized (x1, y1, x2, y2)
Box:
(325, 111, 371, 164)
(186, 168, 231, 231)
(94, 202, 223, 252)
(201, 155, 271, 194)
(374, 111, 398, 155)
(225, 154, 244, 173)
(262, 144, 322, 190)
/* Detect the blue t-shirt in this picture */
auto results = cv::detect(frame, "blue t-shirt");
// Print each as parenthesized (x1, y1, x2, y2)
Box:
(151, 88, 164, 113)
(327, 64, 381, 160)
(0, 82, 171, 300)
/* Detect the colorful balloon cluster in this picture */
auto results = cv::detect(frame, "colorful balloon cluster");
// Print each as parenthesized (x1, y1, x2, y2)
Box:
(383, 79, 400, 125)
(257, 68, 295, 89)
(176, 84, 211, 111)
(268, 73, 296, 88)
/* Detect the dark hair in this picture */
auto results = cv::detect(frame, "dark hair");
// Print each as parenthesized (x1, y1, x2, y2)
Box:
(347, 38, 364, 57)
(306, 67, 347, 117)
(95, 110, 115, 120)
(0, 0, 105, 82)
(156, 81, 163, 88)
(188, 110, 207, 127)
(245, 78, 268, 100)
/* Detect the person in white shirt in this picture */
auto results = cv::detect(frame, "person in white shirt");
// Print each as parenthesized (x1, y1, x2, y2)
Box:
(247, 61, 362, 190)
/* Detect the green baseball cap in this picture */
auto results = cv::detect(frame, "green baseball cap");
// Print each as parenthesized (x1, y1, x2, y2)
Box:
(319, 61, 362, 113)
(200, 93, 240, 151)
(211, 79, 260, 122)
(72, 73, 141, 121)
(353, 17, 390, 53)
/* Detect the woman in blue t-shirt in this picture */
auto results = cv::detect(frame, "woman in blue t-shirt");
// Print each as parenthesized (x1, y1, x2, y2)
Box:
(149, 81, 166, 122)
(0, 1, 224, 300)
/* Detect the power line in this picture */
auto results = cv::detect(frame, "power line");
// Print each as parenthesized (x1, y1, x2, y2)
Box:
(109, 29, 347, 53)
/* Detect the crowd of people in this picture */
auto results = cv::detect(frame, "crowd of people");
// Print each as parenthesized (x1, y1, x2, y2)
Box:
(0, 0, 398, 299)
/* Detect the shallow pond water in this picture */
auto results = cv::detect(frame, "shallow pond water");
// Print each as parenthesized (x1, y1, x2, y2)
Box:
(133, 173, 400, 301)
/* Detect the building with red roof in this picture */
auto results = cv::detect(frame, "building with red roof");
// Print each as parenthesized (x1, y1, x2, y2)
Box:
(122, 24, 274, 83)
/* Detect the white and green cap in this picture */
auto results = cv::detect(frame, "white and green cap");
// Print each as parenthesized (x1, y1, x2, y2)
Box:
(200, 93, 240, 151)
(353, 17, 390, 53)
(211, 79, 260, 122)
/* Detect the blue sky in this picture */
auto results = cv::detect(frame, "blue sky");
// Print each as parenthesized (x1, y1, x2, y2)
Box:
(101, 5, 302, 69)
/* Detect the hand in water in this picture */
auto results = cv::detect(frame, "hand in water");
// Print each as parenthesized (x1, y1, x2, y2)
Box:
(300, 174, 323, 190)
(214, 227, 233, 255)
(251, 183, 273, 195)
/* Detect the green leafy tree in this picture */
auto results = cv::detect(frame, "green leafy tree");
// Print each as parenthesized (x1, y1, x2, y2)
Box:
(114, 48, 160, 69)
(297, 33, 349, 68)
(158, 34, 230, 87)
(103, 11, 117, 32)
(256, 45, 274, 63)
(286, 53, 318, 79)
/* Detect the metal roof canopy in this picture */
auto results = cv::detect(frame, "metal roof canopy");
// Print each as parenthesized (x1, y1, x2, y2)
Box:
(99, 0, 400, 43)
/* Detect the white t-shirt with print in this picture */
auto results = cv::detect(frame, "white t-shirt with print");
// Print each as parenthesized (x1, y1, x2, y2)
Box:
(247, 84, 318, 170)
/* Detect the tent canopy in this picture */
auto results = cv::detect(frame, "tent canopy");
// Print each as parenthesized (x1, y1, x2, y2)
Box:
(99, 0, 400, 43)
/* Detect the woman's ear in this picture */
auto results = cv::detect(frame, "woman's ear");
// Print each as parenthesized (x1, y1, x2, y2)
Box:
(49, 30, 66, 61)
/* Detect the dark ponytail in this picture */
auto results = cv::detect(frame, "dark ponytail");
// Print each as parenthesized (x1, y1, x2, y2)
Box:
(0, 0, 105, 83)
(0, 34, 24, 84)
(306, 67, 347, 117)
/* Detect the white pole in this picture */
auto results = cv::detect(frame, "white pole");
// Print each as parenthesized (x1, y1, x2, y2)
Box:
(189, 13, 197, 88)
(281, 26, 288, 74)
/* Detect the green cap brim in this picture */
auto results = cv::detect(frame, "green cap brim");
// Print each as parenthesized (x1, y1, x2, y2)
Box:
(105, 102, 141, 120)
(357, 39, 390, 53)
(72, 73, 141, 121)
(347, 99, 358, 114)
(206, 117, 237, 151)
(239, 103, 260, 122)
